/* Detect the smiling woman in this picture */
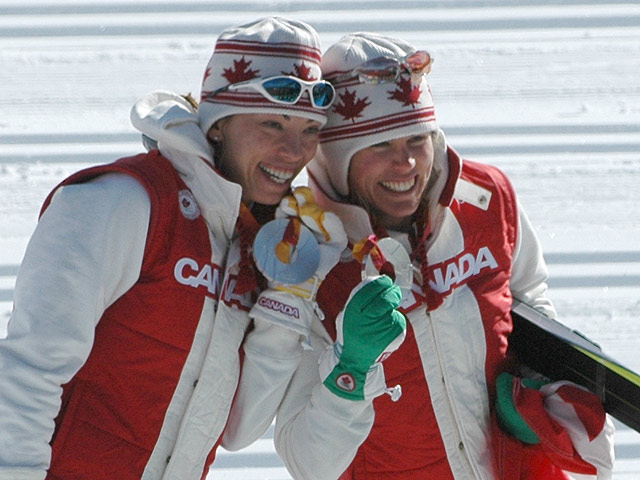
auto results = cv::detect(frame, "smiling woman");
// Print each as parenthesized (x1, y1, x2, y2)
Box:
(258, 31, 616, 480)
(209, 113, 322, 205)
(0, 15, 336, 480)
(348, 134, 434, 231)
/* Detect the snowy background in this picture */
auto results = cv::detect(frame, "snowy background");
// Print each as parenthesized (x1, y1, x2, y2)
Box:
(1, 0, 639, 478)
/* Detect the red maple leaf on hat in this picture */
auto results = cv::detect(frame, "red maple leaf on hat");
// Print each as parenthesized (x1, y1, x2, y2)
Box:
(333, 89, 371, 123)
(203, 67, 212, 84)
(223, 57, 259, 84)
(387, 77, 421, 107)
(282, 62, 317, 81)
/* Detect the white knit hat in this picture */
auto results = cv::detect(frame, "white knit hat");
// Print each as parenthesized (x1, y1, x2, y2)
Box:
(198, 16, 327, 135)
(315, 32, 438, 197)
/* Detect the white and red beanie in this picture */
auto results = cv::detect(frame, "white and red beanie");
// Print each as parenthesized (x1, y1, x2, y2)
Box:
(198, 16, 327, 134)
(314, 32, 438, 197)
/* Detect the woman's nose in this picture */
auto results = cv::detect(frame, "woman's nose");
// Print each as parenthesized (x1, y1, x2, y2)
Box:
(392, 146, 416, 168)
(279, 132, 305, 162)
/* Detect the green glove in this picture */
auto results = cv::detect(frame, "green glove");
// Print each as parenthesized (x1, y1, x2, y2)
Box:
(319, 275, 407, 401)
(495, 372, 549, 444)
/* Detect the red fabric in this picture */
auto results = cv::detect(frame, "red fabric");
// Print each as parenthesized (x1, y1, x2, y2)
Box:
(356, 324, 455, 479)
(234, 202, 263, 294)
(44, 152, 221, 479)
(556, 384, 606, 441)
(494, 377, 608, 479)
(514, 382, 599, 475)
(514, 383, 588, 473)
(492, 414, 571, 479)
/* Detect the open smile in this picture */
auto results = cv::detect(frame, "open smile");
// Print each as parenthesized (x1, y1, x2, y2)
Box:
(380, 177, 416, 193)
(260, 164, 295, 185)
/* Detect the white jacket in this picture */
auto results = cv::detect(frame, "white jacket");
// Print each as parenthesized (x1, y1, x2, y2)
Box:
(0, 91, 252, 480)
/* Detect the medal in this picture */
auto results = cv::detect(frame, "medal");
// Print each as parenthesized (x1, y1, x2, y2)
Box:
(253, 218, 320, 285)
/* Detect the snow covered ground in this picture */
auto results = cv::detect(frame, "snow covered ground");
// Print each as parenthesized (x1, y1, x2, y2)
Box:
(1, 0, 639, 478)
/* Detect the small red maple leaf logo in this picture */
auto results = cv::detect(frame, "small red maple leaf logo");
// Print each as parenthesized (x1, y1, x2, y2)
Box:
(387, 77, 422, 107)
(282, 62, 317, 81)
(333, 89, 371, 123)
(203, 67, 212, 84)
(336, 373, 356, 391)
(222, 57, 259, 84)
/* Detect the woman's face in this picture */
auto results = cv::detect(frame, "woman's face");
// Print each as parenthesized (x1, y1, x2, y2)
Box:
(209, 113, 322, 205)
(348, 134, 435, 230)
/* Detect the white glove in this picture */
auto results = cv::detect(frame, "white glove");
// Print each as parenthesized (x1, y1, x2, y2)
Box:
(250, 187, 347, 344)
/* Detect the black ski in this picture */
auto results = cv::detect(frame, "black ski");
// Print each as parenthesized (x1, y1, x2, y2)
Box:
(509, 299, 640, 433)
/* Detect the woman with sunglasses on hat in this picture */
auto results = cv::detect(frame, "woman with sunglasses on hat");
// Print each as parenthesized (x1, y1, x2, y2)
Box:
(0, 16, 345, 480)
(229, 32, 615, 479)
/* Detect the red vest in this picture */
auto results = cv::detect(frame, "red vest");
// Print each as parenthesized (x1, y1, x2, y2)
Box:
(43, 152, 219, 479)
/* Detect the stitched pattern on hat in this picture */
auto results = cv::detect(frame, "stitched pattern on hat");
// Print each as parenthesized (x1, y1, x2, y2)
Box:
(387, 77, 422, 107)
(223, 57, 260, 84)
(333, 89, 371, 123)
(214, 40, 322, 63)
(320, 107, 436, 143)
(282, 62, 317, 81)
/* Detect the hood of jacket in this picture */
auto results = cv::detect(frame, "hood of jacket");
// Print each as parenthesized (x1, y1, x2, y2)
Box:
(130, 90, 243, 241)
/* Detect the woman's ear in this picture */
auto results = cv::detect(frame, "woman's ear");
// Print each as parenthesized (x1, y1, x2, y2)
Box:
(207, 117, 228, 143)
(208, 118, 230, 165)
(208, 125, 222, 143)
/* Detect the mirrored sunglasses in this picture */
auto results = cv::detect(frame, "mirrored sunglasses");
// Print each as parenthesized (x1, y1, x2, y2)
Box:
(331, 50, 433, 85)
(209, 75, 336, 109)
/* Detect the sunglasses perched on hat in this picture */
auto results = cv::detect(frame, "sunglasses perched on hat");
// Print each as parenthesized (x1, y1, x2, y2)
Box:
(330, 50, 433, 84)
(208, 75, 336, 109)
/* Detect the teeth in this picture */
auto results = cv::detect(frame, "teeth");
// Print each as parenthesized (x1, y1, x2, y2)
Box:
(381, 179, 415, 192)
(260, 165, 294, 184)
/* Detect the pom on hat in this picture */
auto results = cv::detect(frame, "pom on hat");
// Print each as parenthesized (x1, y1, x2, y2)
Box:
(316, 32, 438, 197)
(199, 16, 328, 135)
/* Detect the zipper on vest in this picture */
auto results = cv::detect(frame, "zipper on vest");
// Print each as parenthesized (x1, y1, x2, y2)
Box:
(427, 311, 478, 479)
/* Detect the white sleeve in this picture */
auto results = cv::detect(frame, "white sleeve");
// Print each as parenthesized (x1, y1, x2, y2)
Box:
(510, 201, 557, 319)
(221, 319, 304, 451)
(0, 173, 150, 479)
(273, 329, 375, 480)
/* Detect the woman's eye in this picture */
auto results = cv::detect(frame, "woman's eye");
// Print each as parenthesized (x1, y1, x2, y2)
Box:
(408, 135, 427, 145)
(370, 141, 391, 150)
(263, 120, 283, 130)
